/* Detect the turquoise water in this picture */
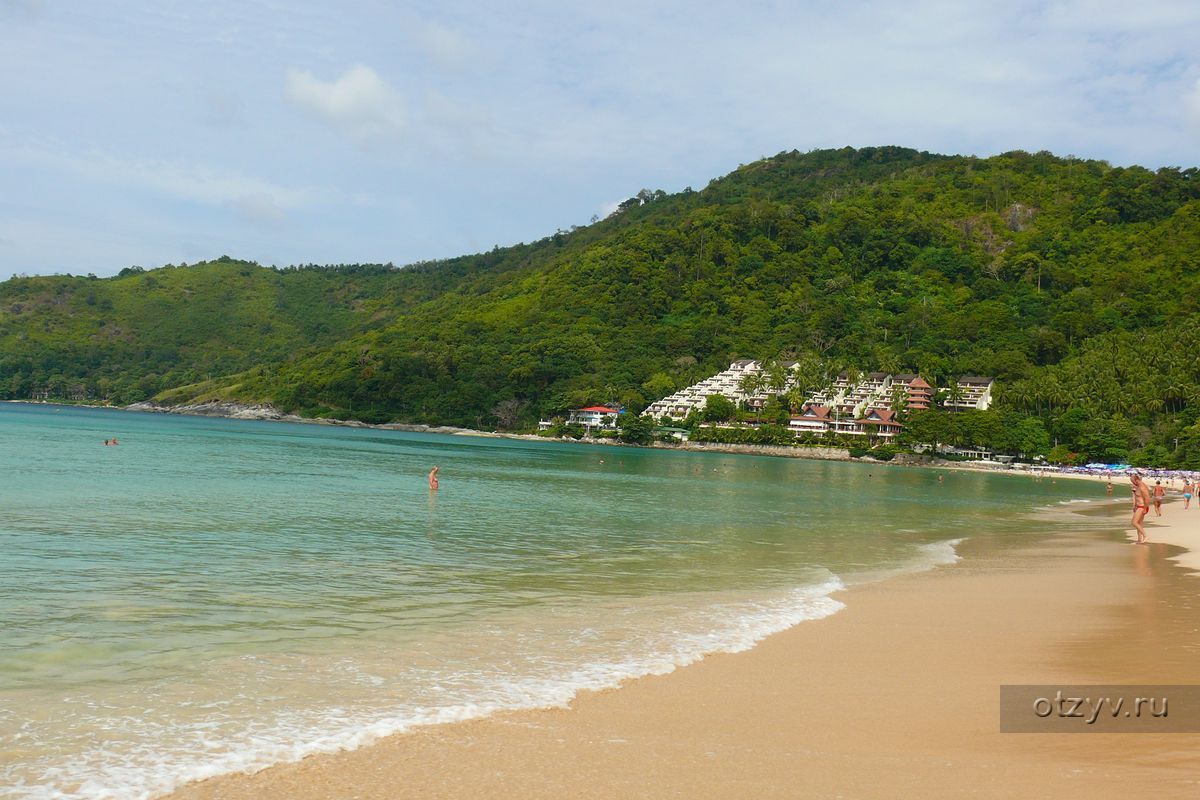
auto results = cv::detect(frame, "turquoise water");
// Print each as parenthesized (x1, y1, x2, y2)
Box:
(0, 403, 1097, 799)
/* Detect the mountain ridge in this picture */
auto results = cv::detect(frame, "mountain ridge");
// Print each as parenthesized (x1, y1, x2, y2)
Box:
(3, 146, 1199, 464)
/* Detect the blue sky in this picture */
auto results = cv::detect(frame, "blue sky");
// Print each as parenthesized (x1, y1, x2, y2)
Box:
(2, 0, 1198, 278)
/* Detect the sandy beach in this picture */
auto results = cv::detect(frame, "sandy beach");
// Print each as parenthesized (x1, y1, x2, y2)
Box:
(166, 500, 1200, 800)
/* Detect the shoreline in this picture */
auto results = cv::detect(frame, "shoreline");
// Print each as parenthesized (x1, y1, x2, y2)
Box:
(1125, 499, 1200, 574)
(166, 504, 1200, 800)
(5, 399, 1104, 476)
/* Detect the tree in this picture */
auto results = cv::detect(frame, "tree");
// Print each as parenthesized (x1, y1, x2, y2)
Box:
(1002, 415, 1051, 458)
(899, 409, 951, 450)
(618, 413, 654, 444)
(941, 381, 966, 409)
(888, 383, 909, 420)
(641, 372, 676, 402)
(738, 371, 766, 419)
(492, 398, 527, 429)
(761, 394, 789, 425)
(702, 394, 737, 422)
(1047, 444, 1080, 465)
(764, 360, 790, 394)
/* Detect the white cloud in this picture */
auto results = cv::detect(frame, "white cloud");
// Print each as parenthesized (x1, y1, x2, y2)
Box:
(128, 159, 308, 212)
(0, 0, 43, 21)
(598, 200, 623, 219)
(1186, 78, 1200, 137)
(0, 131, 310, 223)
(4, 1, 1200, 277)
(284, 64, 405, 144)
(229, 192, 287, 225)
(417, 21, 474, 70)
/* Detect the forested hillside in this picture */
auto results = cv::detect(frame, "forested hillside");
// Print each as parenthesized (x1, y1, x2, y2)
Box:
(3, 146, 1199, 464)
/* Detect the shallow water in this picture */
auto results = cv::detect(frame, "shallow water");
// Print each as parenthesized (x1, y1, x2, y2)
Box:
(0, 403, 1101, 799)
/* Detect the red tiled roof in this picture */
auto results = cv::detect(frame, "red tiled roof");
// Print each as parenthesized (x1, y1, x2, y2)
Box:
(576, 406, 619, 413)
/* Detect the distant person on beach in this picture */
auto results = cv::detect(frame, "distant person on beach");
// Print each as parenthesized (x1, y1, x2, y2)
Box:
(428, 466, 440, 490)
(1129, 472, 1151, 544)
(1106, 480, 1113, 496)
(1152, 481, 1166, 516)
(1184, 479, 1194, 510)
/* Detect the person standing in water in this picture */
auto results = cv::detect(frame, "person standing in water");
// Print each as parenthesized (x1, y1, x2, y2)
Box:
(428, 466, 440, 490)
(1152, 481, 1166, 516)
(1129, 472, 1152, 543)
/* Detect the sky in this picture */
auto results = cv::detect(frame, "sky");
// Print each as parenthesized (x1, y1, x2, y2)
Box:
(1, 0, 1199, 278)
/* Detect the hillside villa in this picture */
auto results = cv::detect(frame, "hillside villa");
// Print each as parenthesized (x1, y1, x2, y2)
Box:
(643, 361, 993, 439)
(538, 405, 621, 434)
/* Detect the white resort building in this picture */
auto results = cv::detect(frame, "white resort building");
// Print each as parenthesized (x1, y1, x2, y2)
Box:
(944, 377, 995, 411)
(643, 360, 994, 438)
(643, 359, 765, 420)
(539, 405, 621, 434)
(787, 404, 904, 438)
(568, 406, 620, 431)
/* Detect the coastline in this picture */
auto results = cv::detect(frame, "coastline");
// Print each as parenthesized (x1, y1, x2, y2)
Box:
(1127, 499, 1200, 574)
(8, 399, 1082, 474)
(167, 506, 1200, 800)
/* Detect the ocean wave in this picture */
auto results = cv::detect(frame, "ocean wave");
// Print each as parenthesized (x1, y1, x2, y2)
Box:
(918, 537, 965, 567)
(3, 579, 845, 800)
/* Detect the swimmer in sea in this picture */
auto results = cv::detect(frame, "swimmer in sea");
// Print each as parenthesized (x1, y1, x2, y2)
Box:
(428, 466, 440, 490)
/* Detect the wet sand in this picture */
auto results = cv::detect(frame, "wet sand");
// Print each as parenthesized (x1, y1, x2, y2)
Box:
(1133, 497, 1200, 574)
(167, 509, 1200, 800)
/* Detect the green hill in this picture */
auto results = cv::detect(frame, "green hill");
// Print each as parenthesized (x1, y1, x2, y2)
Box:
(3, 146, 1199, 464)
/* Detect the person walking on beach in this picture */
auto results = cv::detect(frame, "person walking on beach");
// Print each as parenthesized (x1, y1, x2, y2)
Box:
(1184, 478, 1194, 510)
(428, 466, 440, 490)
(1152, 481, 1166, 516)
(1106, 480, 1113, 496)
(1129, 472, 1152, 544)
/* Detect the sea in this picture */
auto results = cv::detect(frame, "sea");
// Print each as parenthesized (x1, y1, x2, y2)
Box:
(0, 403, 1100, 799)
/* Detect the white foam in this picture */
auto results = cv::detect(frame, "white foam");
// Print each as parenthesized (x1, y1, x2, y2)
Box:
(3, 579, 845, 800)
(838, 537, 966, 589)
(918, 537, 965, 566)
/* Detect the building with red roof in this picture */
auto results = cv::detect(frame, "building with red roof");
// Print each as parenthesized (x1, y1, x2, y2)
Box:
(567, 406, 621, 431)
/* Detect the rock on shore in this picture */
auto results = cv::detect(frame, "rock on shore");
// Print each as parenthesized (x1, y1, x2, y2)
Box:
(126, 400, 291, 420)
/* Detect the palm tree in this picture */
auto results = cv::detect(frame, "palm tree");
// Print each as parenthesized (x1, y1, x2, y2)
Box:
(766, 361, 789, 395)
(739, 371, 765, 420)
(888, 383, 909, 420)
(943, 380, 966, 410)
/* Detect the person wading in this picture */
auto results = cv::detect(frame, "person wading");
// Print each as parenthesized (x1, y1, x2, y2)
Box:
(1129, 472, 1152, 544)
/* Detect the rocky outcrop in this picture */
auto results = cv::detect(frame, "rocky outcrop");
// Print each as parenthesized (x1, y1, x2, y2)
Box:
(126, 401, 291, 420)
(124, 400, 483, 434)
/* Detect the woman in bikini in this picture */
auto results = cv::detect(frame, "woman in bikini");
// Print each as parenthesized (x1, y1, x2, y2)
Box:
(1184, 478, 1194, 510)
(1152, 481, 1166, 516)
(1129, 472, 1152, 543)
